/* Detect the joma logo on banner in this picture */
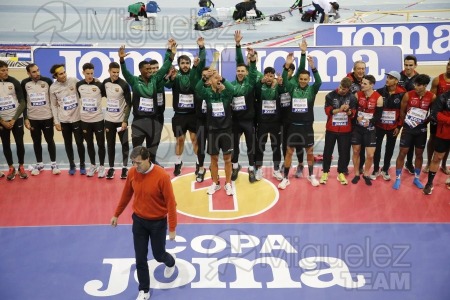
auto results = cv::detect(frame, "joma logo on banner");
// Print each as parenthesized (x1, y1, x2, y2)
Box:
(33, 46, 403, 90)
(314, 22, 450, 63)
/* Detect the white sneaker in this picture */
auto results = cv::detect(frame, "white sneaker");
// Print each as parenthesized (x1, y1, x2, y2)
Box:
(255, 168, 263, 181)
(51, 164, 61, 175)
(136, 290, 150, 300)
(207, 182, 221, 195)
(164, 253, 176, 278)
(273, 170, 283, 181)
(380, 170, 391, 181)
(307, 175, 320, 187)
(224, 183, 234, 196)
(31, 167, 40, 176)
(278, 178, 290, 189)
(87, 165, 98, 177)
(97, 166, 106, 178)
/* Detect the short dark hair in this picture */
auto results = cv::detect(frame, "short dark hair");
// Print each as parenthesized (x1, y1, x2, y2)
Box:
(263, 67, 276, 75)
(177, 55, 191, 66)
(26, 63, 37, 73)
(130, 146, 150, 161)
(363, 74, 376, 85)
(414, 74, 431, 86)
(299, 70, 310, 76)
(0, 60, 8, 68)
(82, 62, 94, 71)
(288, 64, 295, 72)
(138, 60, 151, 70)
(149, 59, 159, 66)
(404, 55, 417, 65)
(109, 62, 120, 70)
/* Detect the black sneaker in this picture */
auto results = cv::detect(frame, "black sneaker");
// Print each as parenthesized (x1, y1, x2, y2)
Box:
(363, 175, 372, 186)
(248, 169, 256, 183)
(174, 162, 183, 176)
(106, 168, 115, 179)
(195, 163, 199, 175)
(120, 167, 128, 179)
(423, 183, 433, 195)
(351, 175, 360, 184)
(196, 169, 205, 183)
(231, 164, 241, 181)
(405, 162, 415, 175)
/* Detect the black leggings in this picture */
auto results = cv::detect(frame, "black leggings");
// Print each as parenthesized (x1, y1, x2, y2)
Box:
(322, 131, 351, 173)
(105, 121, 129, 168)
(61, 121, 85, 168)
(0, 117, 25, 166)
(232, 119, 255, 166)
(29, 118, 56, 162)
(373, 127, 398, 172)
(82, 121, 106, 166)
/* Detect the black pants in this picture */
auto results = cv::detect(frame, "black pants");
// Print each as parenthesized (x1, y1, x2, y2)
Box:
(29, 118, 56, 163)
(81, 120, 106, 166)
(132, 214, 175, 293)
(61, 121, 85, 168)
(312, 2, 325, 23)
(131, 118, 162, 162)
(105, 121, 129, 168)
(255, 122, 282, 169)
(0, 117, 25, 166)
(374, 127, 398, 172)
(322, 131, 351, 173)
(196, 120, 207, 167)
(232, 119, 255, 166)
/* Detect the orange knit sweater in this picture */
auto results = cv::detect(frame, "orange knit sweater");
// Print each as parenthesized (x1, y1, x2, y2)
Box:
(114, 165, 177, 231)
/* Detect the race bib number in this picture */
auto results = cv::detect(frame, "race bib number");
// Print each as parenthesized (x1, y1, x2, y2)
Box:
(280, 93, 291, 108)
(179, 94, 194, 108)
(381, 110, 396, 125)
(357, 111, 373, 126)
(106, 98, 120, 112)
(201, 100, 207, 114)
(29, 92, 46, 107)
(232, 96, 247, 111)
(157, 93, 164, 107)
(211, 102, 225, 117)
(405, 107, 427, 128)
(262, 100, 276, 114)
(62, 95, 77, 111)
(332, 112, 348, 126)
(0, 95, 15, 111)
(139, 97, 154, 112)
(82, 98, 97, 112)
(292, 98, 308, 113)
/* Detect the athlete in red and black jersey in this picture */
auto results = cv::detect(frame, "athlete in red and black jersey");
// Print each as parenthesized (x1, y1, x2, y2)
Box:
(424, 59, 450, 174)
(372, 71, 406, 181)
(351, 75, 383, 186)
(393, 74, 436, 190)
(423, 90, 450, 194)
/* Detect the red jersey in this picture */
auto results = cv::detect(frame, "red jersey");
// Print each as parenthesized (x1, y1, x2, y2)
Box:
(435, 74, 450, 97)
(404, 90, 434, 130)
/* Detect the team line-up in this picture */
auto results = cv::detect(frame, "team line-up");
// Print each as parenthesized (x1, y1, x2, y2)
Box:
(0, 32, 449, 195)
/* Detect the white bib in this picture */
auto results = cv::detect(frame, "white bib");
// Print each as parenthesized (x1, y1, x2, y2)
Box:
(0, 95, 15, 111)
(82, 98, 97, 112)
(280, 93, 291, 107)
(212, 102, 225, 117)
(381, 110, 396, 125)
(62, 95, 77, 111)
(138, 97, 154, 112)
(292, 98, 308, 113)
(29, 92, 46, 107)
(106, 98, 120, 112)
(201, 100, 207, 114)
(332, 112, 348, 126)
(262, 100, 276, 114)
(405, 107, 427, 128)
(179, 94, 194, 108)
(357, 111, 374, 126)
(232, 96, 247, 111)
(157, 93, 164, 107)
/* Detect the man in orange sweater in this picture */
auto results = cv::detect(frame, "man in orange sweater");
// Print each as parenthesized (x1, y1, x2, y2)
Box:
(111, 146, 177, 300)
